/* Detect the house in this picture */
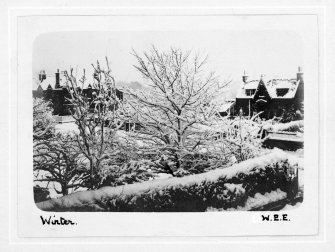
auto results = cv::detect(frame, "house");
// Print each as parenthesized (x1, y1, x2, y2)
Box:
(32, 69, 123, 116)
(234, 67, 304, 120)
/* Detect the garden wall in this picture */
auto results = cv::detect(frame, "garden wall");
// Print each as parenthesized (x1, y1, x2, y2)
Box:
(36, 149, 300, 212)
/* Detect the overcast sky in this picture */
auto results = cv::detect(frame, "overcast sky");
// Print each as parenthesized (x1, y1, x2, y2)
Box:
(33, 30, 303, 95)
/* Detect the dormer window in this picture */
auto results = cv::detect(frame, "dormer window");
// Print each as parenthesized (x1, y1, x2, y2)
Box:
(245, 89, 256, 96)
(276, 88, 289, 97)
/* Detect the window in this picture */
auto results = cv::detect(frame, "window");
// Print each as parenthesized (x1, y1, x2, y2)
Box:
(276, 88, 289, 97)
(245, 89, 256, 96)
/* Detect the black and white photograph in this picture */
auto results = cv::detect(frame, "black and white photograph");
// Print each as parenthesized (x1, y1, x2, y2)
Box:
(5, 2, 334, 248)
(32, 30, 304, 212)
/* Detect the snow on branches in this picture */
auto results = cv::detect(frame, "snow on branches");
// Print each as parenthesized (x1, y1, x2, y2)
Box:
(62, 57, 131, 189)
(124, 47, 232, 176)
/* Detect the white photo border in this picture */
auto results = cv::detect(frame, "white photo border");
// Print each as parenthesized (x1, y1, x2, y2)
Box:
(8, 5, 326, 245)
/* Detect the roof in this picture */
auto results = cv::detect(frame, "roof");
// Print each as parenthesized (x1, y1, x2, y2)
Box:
(266, 79, 300, 99)
(33, 74, 67, 90)
(236, 77, 301, 99)
(236, 80, 259, 99)
(220, 100, 235, 112)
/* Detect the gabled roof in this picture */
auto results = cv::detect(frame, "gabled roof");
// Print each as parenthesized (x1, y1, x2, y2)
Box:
(32, 73, 67, 90)
(236, 77, 301, 100)
(254, 78, 272, 101)
(236, 80, 259, 99)
(266, 79, 300, 99)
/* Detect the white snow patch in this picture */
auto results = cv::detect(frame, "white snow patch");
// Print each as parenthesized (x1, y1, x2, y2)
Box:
(54, 122, 79, 134)
(281, 202, 302, 210)
(224, 183, 245, 195)
(263, 120, 304, 132)
(206, 189, 287, 211)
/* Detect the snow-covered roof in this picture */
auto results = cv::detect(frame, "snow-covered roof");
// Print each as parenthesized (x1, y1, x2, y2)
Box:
(266, 79, 300, 99)
(236, 77, 301, 99)
(243, 80, 259, 89)
(33, 74, 67, 90)
(220, 100, 235, 112)
(236, 80, 259, 99)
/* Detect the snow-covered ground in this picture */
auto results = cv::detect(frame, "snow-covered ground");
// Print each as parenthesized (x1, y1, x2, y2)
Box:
(281, 202, 302, 210)
(54, 122, 79, 134)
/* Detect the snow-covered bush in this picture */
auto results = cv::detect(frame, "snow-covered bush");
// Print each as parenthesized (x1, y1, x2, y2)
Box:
(36, 150, 300, 212)
(207, 189, 287, 211)
(33, 185, 51, 203)
(96, 159, 155, 188)
(33, 97, 55, 140)
(211, 116, 263, 162)
(263, 120, 304, 133)
(276, 103, 304, 123)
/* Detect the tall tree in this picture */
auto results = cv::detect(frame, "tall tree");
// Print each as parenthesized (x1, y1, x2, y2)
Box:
(126, 47, 230, 176)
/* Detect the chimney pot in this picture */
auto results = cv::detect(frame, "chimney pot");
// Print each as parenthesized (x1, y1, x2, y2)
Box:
(242, 70, 248, 83)
(297, 66, 304, 83)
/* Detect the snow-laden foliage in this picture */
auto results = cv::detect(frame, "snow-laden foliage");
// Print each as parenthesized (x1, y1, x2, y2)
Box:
(96, 155, 156, 188)
(207, 116, 263, 162)
(33, 98, 55, 140)
(62, 58, 131, 189)
(275, 103, 304, 123)
(124, 47, 234, 176)
(207, 189, 287, 211)
(263, 120, 304, 133)
(36, 149, 300, 212)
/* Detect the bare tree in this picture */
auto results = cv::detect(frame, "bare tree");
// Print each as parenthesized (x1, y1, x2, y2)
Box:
(126, 47, 230, 176)
(63, 57, 128, 189)
(33, 98, 85, 196)
(34, 133, 87, 196)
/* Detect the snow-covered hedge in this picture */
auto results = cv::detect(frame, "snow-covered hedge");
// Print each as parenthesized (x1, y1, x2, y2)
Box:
(36, 149, 299, 212)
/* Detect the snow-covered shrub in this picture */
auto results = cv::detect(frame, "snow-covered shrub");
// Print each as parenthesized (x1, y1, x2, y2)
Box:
(276, 103, 304, 123)
(207, 189, 287, 211)
(33, 185, 51, 203)
(263, 120, 304, 133)
(36, 150, 300, 212)
(96, 159, 155, 188)
(207, 116, 264, 163)
(33, 97, 55, 140)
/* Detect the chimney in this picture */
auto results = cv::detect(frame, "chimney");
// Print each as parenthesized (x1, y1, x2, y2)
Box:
(297, 66, 304, 83)
(38, 70, 46, 82)
(55, 69, 60, 88)
(242, 70, 248, 83)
